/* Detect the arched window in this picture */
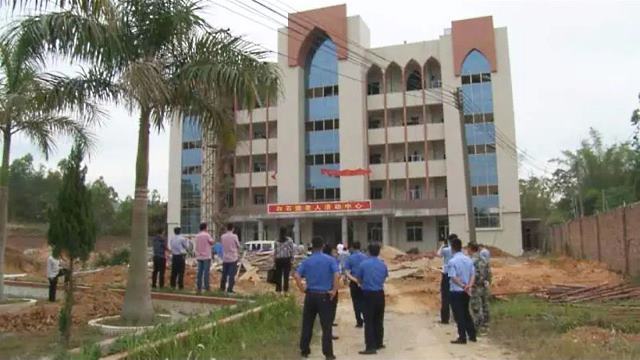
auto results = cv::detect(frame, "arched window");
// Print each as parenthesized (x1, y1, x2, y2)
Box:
(405, 60, 422, 91)
(424, 57, 441, 89)
(461, 49, 491, 74)
(304, 36, 340, 202)
(385, 62, 402, 93)
(367, 65, 383, 95)
(461, 49, 499, 228)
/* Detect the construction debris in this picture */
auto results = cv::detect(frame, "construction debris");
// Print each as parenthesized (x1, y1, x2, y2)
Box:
(540, 283, 640, 303)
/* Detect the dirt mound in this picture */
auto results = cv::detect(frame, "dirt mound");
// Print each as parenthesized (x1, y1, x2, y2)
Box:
(491, 256, 621, 295)
(379, 246, 406, 262)
(4, 245, 42, 274)
(0, 288, 122, 333)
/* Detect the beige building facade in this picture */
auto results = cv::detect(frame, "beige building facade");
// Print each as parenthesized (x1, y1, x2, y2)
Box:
(167, 5, 523, 255)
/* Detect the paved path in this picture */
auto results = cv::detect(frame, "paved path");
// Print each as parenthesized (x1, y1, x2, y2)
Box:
(309, 299, 518, 360)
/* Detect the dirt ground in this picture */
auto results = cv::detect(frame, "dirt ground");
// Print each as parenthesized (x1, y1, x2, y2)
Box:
(309, 297, 518, 360)
(380, 251, 622, 314)
(2, 234, 625, 336)
(0, 288, 122, 333)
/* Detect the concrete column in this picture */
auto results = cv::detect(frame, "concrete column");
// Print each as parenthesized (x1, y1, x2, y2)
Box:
(293, 218, 301, 245)
(382, 216, 390, 246)
(341, 216, 348, 245)
(257, 220, 264, 241)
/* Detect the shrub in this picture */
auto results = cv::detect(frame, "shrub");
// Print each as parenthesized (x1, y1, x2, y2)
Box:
(94, 247, 130, 267)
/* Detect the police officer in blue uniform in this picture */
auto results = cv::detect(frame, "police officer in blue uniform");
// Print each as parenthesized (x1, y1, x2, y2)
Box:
(294, 236, 340, 360)
(344, 241, 368, 328)
(353, 243, 388, 355)
(448, 237, 477, 344)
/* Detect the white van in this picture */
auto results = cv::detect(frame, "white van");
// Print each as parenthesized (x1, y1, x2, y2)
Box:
(243, 240, 275, 253)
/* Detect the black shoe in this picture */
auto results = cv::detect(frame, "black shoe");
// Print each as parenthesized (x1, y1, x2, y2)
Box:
(301, 351, 310, 358)
(377, 344, 386, 349)
(469, 337, 477, 342)
(359, 349, 377, 355)
(440, 321, 449, 324)
(355, 323, 363, 328)
(325, 356, 336, 360)
(332, 335, 339, 340)
(332, 323, 338, 326)
(450, 339, 467, 344)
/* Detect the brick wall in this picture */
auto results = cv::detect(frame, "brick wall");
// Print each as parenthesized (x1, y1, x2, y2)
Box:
(549, 203, 639, 276)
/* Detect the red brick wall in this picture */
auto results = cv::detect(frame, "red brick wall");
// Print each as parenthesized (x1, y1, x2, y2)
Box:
(581, 216, 599, 261)
(599, 208, 626, 273)
(625, 203, 640, 275)
(548, 203, 639, 276)
(568, 220, 583, 258)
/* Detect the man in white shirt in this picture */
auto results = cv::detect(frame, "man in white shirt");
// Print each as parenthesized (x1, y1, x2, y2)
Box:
(47, 252, 67, 302)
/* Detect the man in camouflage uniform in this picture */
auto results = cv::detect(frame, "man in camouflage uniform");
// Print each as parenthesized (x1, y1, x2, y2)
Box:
(468, 242, 491, 330)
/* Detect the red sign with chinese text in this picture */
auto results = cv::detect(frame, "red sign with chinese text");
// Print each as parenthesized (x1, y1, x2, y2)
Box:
(267, 200, 372, 214)
(320, 168, 371, 177)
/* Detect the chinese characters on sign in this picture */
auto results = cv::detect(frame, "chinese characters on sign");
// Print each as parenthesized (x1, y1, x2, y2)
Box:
(267, 200, 372, 214)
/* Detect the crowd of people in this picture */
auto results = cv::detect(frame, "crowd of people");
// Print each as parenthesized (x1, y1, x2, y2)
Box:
(292, 232, 492, 359)
(45, 222, 491, 359)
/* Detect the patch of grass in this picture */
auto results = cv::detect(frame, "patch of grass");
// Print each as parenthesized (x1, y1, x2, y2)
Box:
(103, 295, 275, 356)
(99, 314, 171, 327)
(131, 296, 300, 360)
(0, 326, 105, 360)
(490, 296, 640, 360)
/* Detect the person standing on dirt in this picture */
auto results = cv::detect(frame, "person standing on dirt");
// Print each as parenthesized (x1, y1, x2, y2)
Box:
(344, 241, 367, 328)
(169, 227, 190, 290)
(353, 242, 388, 355)
(274, 227, 295, 293)
(219, 223, 241, 293)
(437, 234, 456, 324)
(47, 251, 68, 302)
(448, 237, 477, 344)
(468, 242, 492, 330)
(195, 222, 215, 294)
(294, 236, 339, 360)
(151, 229, 168, 289)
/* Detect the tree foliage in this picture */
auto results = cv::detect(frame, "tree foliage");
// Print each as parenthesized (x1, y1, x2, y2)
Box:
(2, 154, 166, 235)
(521, 128, 640, 222)
(47, 141, 96, 347)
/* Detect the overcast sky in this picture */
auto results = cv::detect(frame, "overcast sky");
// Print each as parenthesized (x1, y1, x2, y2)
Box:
(5, 0, 640, 199)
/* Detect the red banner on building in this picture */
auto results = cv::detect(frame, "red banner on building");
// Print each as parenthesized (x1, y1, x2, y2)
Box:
(267, 200, 372, 214)
(320, 168, 371, 177)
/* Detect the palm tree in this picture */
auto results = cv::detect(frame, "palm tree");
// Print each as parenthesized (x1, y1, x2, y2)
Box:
(7, 0, 279, 323)
(0, 40, 100, 301)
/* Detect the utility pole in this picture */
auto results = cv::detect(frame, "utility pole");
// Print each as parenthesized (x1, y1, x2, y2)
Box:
(455, 88, 476, 244)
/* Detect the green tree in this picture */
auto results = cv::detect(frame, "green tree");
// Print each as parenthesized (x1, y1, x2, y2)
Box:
(9, 0, 279, 324)
(47, 141, 96, 347)
(88, 177, 118, 235)
(551, 128, 640, 218)
(0, 40, 98, 301)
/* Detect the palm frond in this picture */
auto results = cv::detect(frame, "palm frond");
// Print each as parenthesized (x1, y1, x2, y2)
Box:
(17, 113, 95, 158)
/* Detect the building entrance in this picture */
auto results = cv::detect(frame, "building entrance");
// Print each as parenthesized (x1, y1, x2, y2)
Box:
(312, 219, 342, 246)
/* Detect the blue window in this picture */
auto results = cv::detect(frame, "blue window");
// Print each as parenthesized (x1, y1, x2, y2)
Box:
(305, 37, 340, 201)
(180, 117, 202, 233)
(461, 50, 500, 227)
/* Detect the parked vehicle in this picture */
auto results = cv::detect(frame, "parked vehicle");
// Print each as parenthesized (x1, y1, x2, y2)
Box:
(243, 240, 275, 253)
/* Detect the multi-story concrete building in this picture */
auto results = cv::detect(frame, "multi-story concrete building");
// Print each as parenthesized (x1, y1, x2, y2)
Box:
(167, 4, 522, 255)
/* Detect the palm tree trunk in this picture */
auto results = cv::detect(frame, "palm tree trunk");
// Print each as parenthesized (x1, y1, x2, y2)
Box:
(121, 108, 154, 324)
(0, 128, 12, 301)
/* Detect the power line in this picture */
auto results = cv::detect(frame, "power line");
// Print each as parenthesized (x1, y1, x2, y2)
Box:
(215, 0, 554, 177)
